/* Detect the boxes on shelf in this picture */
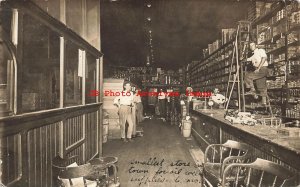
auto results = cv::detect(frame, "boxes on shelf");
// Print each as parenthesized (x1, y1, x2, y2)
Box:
(260, 2, 272, 16)
(290, 11, 300, 26)
(208, 44, 213, 54)
(208, 40, 222, 54)
(203, 48, 209, 58)
(221, 28, 236, 45)
(254, 2, 265, 18)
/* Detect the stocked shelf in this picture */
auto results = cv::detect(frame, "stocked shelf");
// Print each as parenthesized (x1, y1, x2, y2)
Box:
(188, 1, 300, 114)
(254, 1, 300, 121)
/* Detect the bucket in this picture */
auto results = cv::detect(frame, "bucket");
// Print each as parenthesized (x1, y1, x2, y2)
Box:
(182, 119, 192, 137)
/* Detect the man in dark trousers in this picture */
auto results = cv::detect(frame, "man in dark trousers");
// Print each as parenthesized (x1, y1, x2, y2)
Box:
(244, 42, 269, 105)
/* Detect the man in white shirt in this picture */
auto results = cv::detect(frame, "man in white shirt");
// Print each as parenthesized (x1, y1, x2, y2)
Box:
(158, 88, 166, 120)
(210, 88, 227, 108)
(244, 42, 269, 104)
(113, 82, 134, 142)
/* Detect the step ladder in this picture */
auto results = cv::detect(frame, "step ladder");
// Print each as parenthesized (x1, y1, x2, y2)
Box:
(225, 21, 273, 116)
(225, 21, 250, 112)
(245, 93, 273, 116)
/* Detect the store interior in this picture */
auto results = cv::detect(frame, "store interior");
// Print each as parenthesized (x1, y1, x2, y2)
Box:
(0, 0, 300, 187)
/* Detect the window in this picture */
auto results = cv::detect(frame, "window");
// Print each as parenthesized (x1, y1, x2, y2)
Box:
(66, 0, 83, 36)
(21, 14, 60, 113)
(0, 6, 14, 117)
(85, 52, 97, 104)
(64, 41, 82, 106)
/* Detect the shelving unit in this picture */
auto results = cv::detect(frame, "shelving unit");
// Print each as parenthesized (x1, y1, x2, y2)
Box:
(189, 1, 300, 117)
(252, 1, 300, 119)
(189, 22, 251, 108)
(190, 39, 235, 93)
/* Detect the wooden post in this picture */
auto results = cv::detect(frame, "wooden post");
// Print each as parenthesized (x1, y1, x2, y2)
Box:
(82, 50, 86, 162)
(58, 37, 65, 157)
(98, 56, 103, 156)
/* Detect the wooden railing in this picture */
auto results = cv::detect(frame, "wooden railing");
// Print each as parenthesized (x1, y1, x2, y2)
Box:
(0, 103, 102, 187)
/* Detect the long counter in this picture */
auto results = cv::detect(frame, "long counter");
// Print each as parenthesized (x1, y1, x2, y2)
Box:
(191, 109, 300, 173)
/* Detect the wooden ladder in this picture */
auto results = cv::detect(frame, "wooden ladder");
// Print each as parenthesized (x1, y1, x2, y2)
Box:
(225, 21, 251, 112)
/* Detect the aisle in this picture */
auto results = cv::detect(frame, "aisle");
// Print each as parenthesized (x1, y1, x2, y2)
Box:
(102, 118, 203, 187)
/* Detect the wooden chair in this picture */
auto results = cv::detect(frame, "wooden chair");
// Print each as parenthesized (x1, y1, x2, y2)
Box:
(88, 157, 120, 187)
(203, 140, 253, 187)
(52, 155, 103, 187)
(53, 155, 120, 187)
(222, 158, 299, 187)
(57, 162, 99, 187)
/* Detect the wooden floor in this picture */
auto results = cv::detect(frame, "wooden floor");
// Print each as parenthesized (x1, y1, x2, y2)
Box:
(103, 118, 203, 187)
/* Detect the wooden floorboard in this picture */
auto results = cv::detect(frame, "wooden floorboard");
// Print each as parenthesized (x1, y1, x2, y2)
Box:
(103, 118, 203, 187)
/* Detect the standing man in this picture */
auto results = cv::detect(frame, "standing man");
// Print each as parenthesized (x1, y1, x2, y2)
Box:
(158, 88, 166, 121)
(134, 88, 144, 124)
(244, 42, 269, 105)
(113, 82, 134, 142)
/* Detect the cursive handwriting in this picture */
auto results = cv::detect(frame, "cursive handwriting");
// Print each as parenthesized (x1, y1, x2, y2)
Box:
(128, 157, 203, 186)
(130, 157, 165, 167)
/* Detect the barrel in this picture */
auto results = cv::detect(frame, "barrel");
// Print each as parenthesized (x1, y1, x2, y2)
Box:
(103, 118, 109, 143)
(181, 105, 187, 117)
(182, 119, 192, 137)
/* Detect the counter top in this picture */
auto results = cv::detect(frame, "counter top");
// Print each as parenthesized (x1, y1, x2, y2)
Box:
(192, 109, 300, 170)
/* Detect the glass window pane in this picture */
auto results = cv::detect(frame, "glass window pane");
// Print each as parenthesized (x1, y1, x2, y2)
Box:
(0, 6, 14, 117)
(31, 0, 60, 20)
(64, 41, 82, 106)
(21, 14, 60, 113)
(0, 41, 14, 116)
(0, 4, 12, 37)
(85, 53, 97, 104)
(66, 0, 83, 36)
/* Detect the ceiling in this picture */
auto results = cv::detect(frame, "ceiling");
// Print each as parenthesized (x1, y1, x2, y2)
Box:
(100, 0, 251, 70)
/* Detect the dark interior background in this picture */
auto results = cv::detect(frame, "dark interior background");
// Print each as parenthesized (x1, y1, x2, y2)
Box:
(100, 0, 251, 69)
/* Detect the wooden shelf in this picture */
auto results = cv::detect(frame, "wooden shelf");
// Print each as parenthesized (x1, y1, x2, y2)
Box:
(267, 45, 286, 55)
(143, 83, 184, 88)
(288, 41, 300, 47)
(267, 74, 285, 78)
(252, 2, 284, 26)
(272, 18, 286, 27)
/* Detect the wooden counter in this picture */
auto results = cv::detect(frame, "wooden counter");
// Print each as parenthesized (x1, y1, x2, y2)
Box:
(191, 109, 300, 173)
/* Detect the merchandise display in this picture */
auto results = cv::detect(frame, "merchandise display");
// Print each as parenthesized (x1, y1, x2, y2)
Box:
(189, 1, 300, 122)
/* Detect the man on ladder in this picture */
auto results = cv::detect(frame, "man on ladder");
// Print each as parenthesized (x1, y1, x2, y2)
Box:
(225, 21, 272, 114)
(244, 42, 269, 106)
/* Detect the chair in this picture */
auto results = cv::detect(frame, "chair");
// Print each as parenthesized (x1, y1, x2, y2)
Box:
(203, 140, 253, 187)
(52, 156, 104, 187)
(58, 162, 99, 187)
(52, 155, 120, 187)
(88, 157, 120, 187)
(222, 158, 299, 187)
